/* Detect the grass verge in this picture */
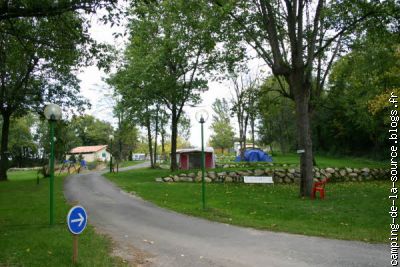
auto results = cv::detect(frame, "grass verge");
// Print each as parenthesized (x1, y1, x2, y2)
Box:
(0, 171, 126, 267)
(106, 168, 389, 243)
(272, 153, 387, 168)
(217, 153, 386, 168)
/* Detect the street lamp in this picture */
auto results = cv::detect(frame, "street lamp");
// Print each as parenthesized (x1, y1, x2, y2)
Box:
(195, 109, 209, 210)
(44, 103, 62, 226)
(109, 134, 114, 173)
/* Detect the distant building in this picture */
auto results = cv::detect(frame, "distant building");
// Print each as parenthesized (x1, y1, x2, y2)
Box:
(176, 147, 215, 170)
(66, 145, 110, 162)
(132, 153, 146, 160)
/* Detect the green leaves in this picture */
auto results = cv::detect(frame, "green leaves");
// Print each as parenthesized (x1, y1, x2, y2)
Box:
(315, 31, 400, 157)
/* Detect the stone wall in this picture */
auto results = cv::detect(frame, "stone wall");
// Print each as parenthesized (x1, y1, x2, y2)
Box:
(155, 167, 389, 183)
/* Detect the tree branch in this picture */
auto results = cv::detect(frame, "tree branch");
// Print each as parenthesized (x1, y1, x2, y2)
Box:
(0, 0, 116, 20)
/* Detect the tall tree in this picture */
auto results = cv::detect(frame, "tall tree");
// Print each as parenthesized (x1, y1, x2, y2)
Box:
(212, 98, 231, 124)
(230, 74, 259, 159)
(210, 98, 234, 154)
(209, 121, 235, 154)
(213, 0, 397, 196)
(107, 66, 160, 168)
(0, 13, 99, 181)
(7, 114, 38, 167)
(315, 30, 400, 158)
(258, 76, 297, 153)
(69, 115, 114, 146)
(118, 0, 220, 171)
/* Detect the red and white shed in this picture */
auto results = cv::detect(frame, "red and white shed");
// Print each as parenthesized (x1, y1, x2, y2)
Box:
(176, 147, 215, 170)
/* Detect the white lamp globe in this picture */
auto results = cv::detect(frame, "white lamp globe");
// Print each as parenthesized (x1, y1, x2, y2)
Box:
(109, 134, 114, 141)
(44, 104, 62, 121)
(195, 109, 209, 123)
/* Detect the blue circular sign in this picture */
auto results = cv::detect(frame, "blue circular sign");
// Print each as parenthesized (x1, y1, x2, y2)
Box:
(67, 205, 87, 235)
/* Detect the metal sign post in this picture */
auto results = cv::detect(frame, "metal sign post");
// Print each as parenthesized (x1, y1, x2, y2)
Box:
(67, 205, 87, 265)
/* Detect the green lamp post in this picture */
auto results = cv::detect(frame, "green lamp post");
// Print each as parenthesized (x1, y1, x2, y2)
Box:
(109, 134, 114, 173)
(44, 103, 62, 226)
(195, 109, 209, 210)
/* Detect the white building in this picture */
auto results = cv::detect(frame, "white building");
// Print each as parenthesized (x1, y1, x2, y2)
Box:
(66, 145, 110, 162)
(132, 153, 146, 160)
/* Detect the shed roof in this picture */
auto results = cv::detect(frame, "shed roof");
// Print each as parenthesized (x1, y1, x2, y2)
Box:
(176, 147, 214, 154)
(69, 145, 107, 154)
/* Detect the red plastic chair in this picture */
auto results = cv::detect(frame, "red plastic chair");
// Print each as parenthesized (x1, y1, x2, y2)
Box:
(311, 178, 329, 199)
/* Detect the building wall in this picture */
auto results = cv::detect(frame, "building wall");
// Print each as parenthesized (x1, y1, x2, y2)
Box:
(180, 154, 188, 169)
(95, 148, 110, 162)
(179, 152, 214, 170)
(205, 153, 214, 168)
(66, 148, 110, 162)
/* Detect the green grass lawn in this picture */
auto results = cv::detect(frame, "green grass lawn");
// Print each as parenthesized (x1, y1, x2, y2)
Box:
(0, 171, 126, 267)
(272, 153, 387, 168)
(106, 168, 389, 243)
(216, 153, 386, 168)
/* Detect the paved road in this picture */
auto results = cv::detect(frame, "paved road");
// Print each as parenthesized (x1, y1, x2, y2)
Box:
(64, 162, 388, 267)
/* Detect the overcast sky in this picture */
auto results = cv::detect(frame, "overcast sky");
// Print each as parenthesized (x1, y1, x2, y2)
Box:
(77, 9, 269, 147)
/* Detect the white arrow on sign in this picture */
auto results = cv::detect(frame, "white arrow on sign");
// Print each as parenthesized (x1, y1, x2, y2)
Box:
(71, 213, 84, 227)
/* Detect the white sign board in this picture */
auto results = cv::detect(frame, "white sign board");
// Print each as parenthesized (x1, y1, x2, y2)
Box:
(244, 176, 274, 184)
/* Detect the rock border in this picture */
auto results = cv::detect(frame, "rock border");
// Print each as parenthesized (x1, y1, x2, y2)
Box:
(155, 167, 388, 184)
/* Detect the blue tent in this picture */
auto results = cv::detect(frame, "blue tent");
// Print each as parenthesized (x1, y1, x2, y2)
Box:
(235, 149, 273, 162)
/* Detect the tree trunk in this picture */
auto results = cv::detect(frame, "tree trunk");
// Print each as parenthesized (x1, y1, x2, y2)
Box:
(146, 116, 154, 168)
(238, 123, 245, 160)
(292, 78, 313, 197)
(0, 111, 11, 181)
(251, 117, 255, 149)
(161, 131, 165, 161)
(243, 115, 249, 157)
(170, 107, 178, 171)
(153, 107, 159, 166)
(160, 117, 166, 161)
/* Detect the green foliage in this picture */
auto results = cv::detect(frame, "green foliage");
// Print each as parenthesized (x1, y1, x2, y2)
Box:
(32, 114, 113, 162)
(8, 114, 38, 165)
(258, 77, 297, 153)
(110, 0, 223, 170)
(0, 1, 117, 21)
(0, 5, 114, 179)
(314, 31, 400, 158)
(212, 98, 231, 123)
(209, 120, 235, 153)
(69, 115, 114, 146)
(209, 98, 234, 153)
(0, 14, 91, 118)
(116, 117, 139, 161)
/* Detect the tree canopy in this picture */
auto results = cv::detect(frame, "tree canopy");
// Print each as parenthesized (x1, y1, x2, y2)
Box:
(0, 4, 113, 180)
(109, 0, 222, 170)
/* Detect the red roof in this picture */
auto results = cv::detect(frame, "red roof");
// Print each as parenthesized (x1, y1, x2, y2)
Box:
(69, 145, 107, 154)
